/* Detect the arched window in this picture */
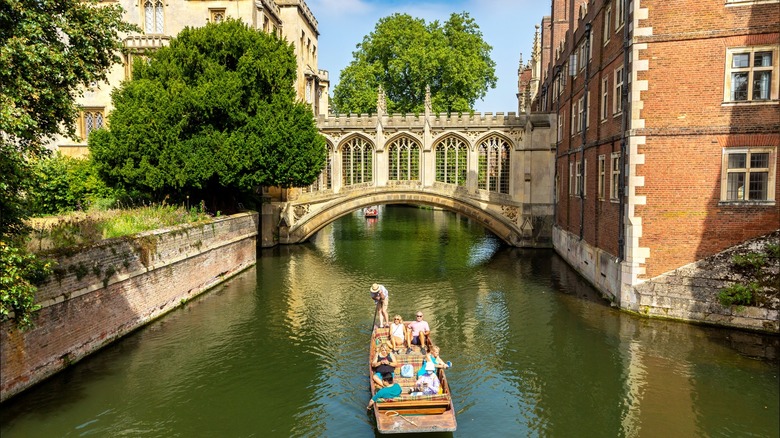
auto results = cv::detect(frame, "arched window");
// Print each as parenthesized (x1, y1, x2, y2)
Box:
(144, 0, 164, 34)
(387, 136, 420, 181)
(435, 136, 467, 186)
(303, 144, 332, 192)
(341, 137, 374, 186)
(477, 135, 511, 194)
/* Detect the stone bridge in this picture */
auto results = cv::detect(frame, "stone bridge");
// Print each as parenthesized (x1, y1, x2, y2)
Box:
(260, 108, 555, 248)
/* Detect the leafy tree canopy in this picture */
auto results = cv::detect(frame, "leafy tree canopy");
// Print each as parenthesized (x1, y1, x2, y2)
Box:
(0, 0, 133, 238)
(1, 1, 130, 329)
(89, 19, 326, 207)
(332, 12, 497, 114)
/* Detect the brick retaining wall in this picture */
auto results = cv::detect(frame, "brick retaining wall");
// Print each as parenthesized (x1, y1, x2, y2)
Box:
(0, 212, 258, 402)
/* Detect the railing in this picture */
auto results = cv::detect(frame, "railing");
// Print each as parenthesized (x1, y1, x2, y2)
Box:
(124, 34, 171, 50)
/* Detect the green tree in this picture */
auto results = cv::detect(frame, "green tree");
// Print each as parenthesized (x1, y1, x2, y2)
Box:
(332, 12, 497, 114)
(1, 0, 132, 236)
(0, 0, 131, 329)
(89, 19, 326, 209)
(28, 154, 118, 215)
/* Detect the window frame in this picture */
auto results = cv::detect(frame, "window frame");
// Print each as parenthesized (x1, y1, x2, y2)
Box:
(723, 46, 779, 104)
(720, 147, 777, 203)
(598, 155, 606, 200)
(601, 77, 610, 121)
(388, 136, 421, 182)
(79, 107, 105, 141)
(143, 0, 164, 34)
(610, 152, 621, 202)
(614, 66, 624, 116)
(569, 161, 575, 196)
(615, 0, 626, 31)
(209, 8, 226, 24)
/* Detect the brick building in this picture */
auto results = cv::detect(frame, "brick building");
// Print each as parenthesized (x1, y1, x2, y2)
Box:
(52, 0, 329, 157)
(528, 0, 779, 308)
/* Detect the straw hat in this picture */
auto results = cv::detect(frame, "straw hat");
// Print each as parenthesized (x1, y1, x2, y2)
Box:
(370, 283, 380, 292)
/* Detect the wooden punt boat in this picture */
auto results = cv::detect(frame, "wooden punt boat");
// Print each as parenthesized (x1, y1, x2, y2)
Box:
(368, 326, 457, 434)
(364, 206, 378, 218)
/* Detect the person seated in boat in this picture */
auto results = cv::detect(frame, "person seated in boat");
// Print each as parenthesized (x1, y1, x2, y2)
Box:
(417, 345, 450, 378)
(371, 342, 398, 387)
(406, 311, 430, 354)
(366, 373, 402, 410)
(389, 315, 411, 354)
(370, 283, 390, 328)
(410, 361, 440, 395)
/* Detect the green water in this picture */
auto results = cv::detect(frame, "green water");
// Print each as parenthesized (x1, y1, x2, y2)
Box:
(1, 206, 778, 437)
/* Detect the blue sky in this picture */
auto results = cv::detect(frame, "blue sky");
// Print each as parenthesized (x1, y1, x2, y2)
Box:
(307, 0, 551, 114)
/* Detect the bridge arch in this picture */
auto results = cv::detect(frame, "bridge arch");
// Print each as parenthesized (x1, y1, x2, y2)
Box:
(281, 189, 527, 246)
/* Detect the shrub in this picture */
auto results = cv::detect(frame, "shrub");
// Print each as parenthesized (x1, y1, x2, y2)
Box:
(0, 241, 53, 330)
(28, 154, 119, 215)
(718, 283, 758, 307)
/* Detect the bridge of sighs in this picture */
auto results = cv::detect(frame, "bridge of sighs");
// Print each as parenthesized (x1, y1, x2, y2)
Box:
(260, 106, 555, 248)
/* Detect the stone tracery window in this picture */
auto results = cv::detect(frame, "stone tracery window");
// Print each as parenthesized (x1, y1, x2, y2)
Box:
(144, 0, 164, 34)
(477, 135, 511, 194)
(303, 144, 332, 192)
(387, 136, 420, 181)
(341, 136, 374, 186)
(435, 136, 467, 186)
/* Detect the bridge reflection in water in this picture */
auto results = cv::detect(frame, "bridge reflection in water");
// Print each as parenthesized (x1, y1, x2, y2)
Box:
(1, 207, 776, 437)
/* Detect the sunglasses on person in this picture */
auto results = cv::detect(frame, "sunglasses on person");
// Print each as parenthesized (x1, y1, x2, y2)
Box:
(416, 315, 423, 318)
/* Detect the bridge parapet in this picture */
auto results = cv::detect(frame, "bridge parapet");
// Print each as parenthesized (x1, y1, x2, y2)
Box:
(317, 112, 527, 130)
(263, 111, 556, 248)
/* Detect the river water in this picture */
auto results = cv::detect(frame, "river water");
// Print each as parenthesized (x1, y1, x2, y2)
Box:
(1, 206, 778, 437)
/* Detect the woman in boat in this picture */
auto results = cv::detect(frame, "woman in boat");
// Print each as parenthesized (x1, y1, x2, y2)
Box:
(371, 342, 398, 387)
(366, 373, 402, 410)
(411, 361, 440, 395)
(389, 315, 411, 354)
(417, 345, 450, 377)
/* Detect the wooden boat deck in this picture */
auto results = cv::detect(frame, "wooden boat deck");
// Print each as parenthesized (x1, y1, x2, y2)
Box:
(369, 327, 457, 434)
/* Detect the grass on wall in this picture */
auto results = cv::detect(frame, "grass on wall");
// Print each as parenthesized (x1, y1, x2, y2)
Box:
(26, 205, 214, 253)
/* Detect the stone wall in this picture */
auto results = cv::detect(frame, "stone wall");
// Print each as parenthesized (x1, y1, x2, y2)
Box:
(0, 212, 258, 402)
(555, 226, 779, 334)
(633, 231, 779, 333)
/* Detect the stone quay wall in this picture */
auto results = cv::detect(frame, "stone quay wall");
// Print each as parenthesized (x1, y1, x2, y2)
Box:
(555, 227, 778, 334)
(0, 212, 258, 402)
(633, 231, 779, 334)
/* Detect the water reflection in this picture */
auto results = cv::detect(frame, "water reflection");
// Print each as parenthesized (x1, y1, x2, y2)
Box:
(0, 206, 777, 437)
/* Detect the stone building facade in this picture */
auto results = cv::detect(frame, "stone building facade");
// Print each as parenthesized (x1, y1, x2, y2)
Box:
(529, 0, 779, 314)
(52, 0, 328, 157)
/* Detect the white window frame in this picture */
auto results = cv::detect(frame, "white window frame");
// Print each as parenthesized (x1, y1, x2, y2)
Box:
(601, 77, 610, 120)
(585, 91, 591, 129)
(569, 162, 575, 196)
(571, 103, 577, 136)
(603, 4, 612, 45)
(578, 96, 585, 132)
(557, 110, 564, 142)
(723, 46, 779, 103)
(720, 147, 776, 203)
(598, 155, 606, 200)
(615, 0, 625, 30)
(726, 0, 780, 5)
(614, 66, 624, 115)
(144, 0, 164, 34)
(575, 160, 582, 197)
(582, 158, 588, 198)
(610, 152, 621, 202)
